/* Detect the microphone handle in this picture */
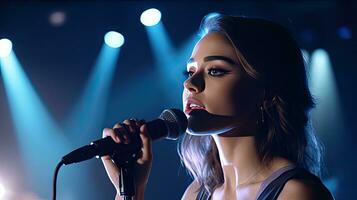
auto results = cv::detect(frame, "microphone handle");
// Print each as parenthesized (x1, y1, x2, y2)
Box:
(62, 118, 169, 165)
(62, 136, 141, 165)
(118, 160, 136, 198)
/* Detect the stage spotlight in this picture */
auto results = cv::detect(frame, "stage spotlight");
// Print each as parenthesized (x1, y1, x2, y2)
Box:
(140, 8, 161, 26)
(49, 11, 66, 27)
(311, 49, 329, 72)
(0, 38, 12, 58)
(0, 183, 5, 199)
(104, 31, 124, 48)
(337, 26, 352, 40)
(310, 48, 344, 142)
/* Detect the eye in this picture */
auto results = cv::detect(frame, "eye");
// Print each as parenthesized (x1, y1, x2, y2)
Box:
(183, 70, 194, 78)
(208, 68, 228, 76)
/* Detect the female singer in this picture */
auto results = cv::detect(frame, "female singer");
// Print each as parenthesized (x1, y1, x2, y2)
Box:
(101, 14, 334, 200)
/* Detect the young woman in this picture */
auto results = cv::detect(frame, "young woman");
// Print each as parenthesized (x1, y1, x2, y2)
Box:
(101, 14, 334, 200)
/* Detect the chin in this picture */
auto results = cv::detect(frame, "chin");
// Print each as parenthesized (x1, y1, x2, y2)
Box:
(186, 109, 240, 136)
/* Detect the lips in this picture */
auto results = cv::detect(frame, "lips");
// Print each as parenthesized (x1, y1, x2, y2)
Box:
(185, 98, 206, 114)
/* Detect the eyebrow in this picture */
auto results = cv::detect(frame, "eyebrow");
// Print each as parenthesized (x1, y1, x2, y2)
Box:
(187, 55, 238, 65)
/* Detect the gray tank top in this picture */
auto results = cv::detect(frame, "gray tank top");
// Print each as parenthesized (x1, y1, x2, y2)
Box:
(195, 165, 334, 200)
(255, 165, 296, 198)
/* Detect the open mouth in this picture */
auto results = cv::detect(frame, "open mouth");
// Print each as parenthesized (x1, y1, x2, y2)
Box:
(185, 98, 206, 114)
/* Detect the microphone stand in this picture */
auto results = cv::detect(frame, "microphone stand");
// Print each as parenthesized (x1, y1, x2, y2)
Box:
(111, 137, 142, 200)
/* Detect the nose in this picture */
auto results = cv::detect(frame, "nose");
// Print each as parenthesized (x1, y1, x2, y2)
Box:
(183, 72, 204, 93)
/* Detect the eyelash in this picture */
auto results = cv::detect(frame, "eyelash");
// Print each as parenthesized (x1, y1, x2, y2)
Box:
(183, 68, 229, 78)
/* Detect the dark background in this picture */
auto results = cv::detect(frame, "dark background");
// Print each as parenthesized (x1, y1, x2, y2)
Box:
(0, 1, 356, 199)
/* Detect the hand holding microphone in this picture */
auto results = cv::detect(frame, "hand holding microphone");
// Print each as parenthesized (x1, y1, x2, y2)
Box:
(101, 118, 152, 196)
(99, 109, 188, 199)
(59, 109, 187, 199)
(61, 109, 187, 165)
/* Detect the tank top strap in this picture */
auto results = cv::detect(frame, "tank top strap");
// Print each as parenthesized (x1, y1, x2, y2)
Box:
(256, 166, 334, 200)
(255, 165, 297, 199)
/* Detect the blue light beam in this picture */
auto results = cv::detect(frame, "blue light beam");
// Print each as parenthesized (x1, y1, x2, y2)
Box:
(0, 51, 70, 198)
(66, 43, 120, 141)
(146, 22, 175, 66)
(309, 49, 345, 143)
(62, 41, 121, 199)
(145, 21, 199, 106)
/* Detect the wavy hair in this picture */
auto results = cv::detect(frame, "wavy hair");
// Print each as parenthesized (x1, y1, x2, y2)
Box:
(178, 14, 323, 193)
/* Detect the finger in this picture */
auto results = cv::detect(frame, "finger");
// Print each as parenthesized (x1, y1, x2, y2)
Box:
(140, 123, 150, 139)
(122, 121, 134, 144)
(123, 119, 142, 145)
(113, 122, 124, 129)
(123, 119, 138, 133)
(103, 128, 121, 143)
(113, 123, 131, 143)
(139, 124, 152, 159)
(113, 127, 129, 144)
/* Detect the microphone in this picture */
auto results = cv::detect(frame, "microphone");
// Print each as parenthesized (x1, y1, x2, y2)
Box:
(61, 109, 187, 165)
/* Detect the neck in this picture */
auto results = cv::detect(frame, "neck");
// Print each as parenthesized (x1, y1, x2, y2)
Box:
(212, 134, 293, 192)
(212, 135, 264, 190)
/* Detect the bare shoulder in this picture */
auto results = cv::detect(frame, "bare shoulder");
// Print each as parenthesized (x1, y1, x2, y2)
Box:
(181, 180, 201, 200)
(278, 179, 333, 200)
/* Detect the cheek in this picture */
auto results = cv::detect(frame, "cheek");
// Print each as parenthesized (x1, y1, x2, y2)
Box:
(206, 79, 258, 117)
(231, 82, 261, 116)
(205, 80, 241, 116)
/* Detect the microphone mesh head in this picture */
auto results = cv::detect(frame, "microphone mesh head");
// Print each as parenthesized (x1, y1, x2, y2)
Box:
(159, 109, 188, 140)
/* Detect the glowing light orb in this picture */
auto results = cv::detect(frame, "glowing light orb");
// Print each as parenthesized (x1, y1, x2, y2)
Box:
(0, 183, 5, 199)
(104, 31, 124, 48)
(140, 8, 161, 26)
(0, 38, 13, 58)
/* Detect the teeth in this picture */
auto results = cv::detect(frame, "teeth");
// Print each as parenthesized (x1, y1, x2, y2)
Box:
(190, 103, 203, 109)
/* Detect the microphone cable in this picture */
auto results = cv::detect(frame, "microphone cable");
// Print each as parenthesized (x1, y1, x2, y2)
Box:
(52, 160, 64, 200)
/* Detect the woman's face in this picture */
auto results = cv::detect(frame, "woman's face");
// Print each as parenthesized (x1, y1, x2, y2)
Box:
(182, 32, 262, 135)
